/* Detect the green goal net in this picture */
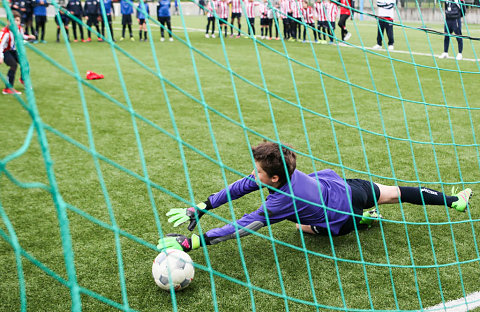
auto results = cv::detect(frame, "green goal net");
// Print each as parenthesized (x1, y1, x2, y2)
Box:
(1, 0, 480, 310)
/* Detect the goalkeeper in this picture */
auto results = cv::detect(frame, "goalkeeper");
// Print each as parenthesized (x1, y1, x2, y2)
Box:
(157, 141, 473, 252)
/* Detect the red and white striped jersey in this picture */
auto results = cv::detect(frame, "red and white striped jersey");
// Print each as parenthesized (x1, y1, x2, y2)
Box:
(217, 0, 229, 18)
(0, 25, 27, 60)
(280, 0, 291, 16)
(325, 1, 338, 21)
(259, 2, 272, 18)
(289, 0, 302, 18)
(314, 1, 327, 21)
(229, 0, 243, 13)
(207, 0, 218, 17)
(259, 2, 266, 17)
(245, 1, 259, 18)
(301, 6, 314, 23)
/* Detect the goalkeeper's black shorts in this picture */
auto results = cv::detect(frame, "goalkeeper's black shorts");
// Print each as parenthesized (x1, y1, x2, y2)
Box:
(311, 179, 380, 236)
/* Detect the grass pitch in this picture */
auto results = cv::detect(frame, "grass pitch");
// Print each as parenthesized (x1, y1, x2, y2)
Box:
(1, 15, 480, 311)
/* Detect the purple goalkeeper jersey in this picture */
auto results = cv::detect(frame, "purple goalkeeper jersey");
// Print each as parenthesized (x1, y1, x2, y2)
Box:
(205, 169, 353, 240)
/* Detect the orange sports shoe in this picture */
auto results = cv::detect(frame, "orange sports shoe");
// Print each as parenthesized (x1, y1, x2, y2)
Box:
(2, 88, 22, 95)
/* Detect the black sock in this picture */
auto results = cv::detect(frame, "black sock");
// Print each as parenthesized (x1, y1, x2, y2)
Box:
(399, 186, 457, 207)
(139, 30, 142, 39)
(7, 68, 15, 87)
(144, 31, 147, 39)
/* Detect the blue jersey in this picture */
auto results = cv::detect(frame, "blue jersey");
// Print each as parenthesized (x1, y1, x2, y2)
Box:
(136, 2, 149, 19)
(157, 0, 171, 17)
(205, 169, 353, 242)
(33, 0, 47, 16)
(102, 0, 113, 14)
(120, 0, 133, 14)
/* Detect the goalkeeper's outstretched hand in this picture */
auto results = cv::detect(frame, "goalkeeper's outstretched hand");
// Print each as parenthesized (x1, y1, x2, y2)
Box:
(167, 202, 208, 231)
(156, 234, 200, 252)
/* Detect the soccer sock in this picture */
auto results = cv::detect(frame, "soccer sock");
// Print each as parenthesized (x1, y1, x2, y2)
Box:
(109, 23, 114, 39)
(139, 30, 142, 40)
(122, 25, 126, 37)
(399, 186, 456, 207)
(261, 28, 263, 36)
(128, 24, 132, 37)
(144, 31, 147, 40)
(457, 37, 463, 53)
(7, 68, 15, 87)
(57, 28, 60, 40)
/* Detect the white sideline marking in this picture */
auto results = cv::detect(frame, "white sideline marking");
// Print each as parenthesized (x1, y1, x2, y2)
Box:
(424, 291, 480, 312)
(110, 25, 479, 62)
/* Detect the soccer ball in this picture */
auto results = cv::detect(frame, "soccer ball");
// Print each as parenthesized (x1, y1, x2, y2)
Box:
(152, 249, 195, 291)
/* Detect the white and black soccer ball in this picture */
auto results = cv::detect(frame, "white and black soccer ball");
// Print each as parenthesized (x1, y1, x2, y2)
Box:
(152, 249, 195, 291)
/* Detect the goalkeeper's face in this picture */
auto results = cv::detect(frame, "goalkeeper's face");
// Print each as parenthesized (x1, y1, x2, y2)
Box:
(253, 161, 280, 187)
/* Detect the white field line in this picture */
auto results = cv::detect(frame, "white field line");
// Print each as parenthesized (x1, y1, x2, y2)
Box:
(424, 291, 480, 312)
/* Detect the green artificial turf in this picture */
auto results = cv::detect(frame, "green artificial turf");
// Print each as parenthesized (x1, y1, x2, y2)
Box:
(1, 14, 480, 311)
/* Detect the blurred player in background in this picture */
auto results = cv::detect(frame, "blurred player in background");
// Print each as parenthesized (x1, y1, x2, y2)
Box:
(1, 10, 36, 94)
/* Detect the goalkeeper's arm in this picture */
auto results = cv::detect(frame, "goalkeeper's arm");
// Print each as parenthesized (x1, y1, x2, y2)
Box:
(167, 173, 261, 231)
(158, 208, 269, 252)
(200, 207, 269, 245)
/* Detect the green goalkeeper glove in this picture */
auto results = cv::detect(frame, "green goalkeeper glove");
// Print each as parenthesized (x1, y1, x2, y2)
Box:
(167, 201, 210, 231)
(156, 233, 201, 252)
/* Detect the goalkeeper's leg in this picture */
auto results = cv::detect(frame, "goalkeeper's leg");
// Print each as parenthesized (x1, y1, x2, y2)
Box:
(377, 184, 472, 212)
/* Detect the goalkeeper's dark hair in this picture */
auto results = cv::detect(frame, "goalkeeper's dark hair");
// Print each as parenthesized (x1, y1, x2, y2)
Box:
(252, 141, 296, 186)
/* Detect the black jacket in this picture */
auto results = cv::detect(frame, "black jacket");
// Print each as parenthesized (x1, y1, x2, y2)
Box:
(83, 0, 99, 15)
(445, 0, 465, 19)
(67, 0, 84, 16)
